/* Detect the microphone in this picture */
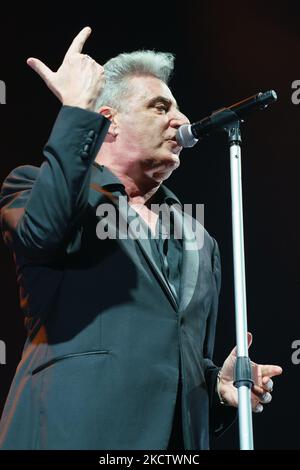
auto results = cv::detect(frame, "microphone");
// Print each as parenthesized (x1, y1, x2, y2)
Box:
(176, 90, 277, 147)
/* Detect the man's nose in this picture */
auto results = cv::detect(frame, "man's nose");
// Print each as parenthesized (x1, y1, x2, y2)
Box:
(170, 110, 190, 128)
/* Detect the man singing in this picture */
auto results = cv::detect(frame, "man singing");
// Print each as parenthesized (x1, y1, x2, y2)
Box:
(0, 27, 282, 450)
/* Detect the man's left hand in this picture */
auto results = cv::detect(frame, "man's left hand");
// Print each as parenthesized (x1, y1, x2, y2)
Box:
(217, 333, 283, 412)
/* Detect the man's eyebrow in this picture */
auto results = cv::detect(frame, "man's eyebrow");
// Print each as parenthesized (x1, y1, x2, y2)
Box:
(147, 96, 180, 111)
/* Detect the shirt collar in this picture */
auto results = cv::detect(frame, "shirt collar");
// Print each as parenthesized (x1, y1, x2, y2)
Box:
(153, 184, 182, 207)
(92, 162, 126, 191)
(92, 162, 182, 206)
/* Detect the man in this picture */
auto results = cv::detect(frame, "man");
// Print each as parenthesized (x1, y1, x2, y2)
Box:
(0, 27, 282, 450)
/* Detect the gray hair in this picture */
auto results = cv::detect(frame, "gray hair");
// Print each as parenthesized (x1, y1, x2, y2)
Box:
(95, 50, 175, 111)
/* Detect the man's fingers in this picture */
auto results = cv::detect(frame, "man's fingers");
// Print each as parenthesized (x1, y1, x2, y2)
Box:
(65, 26, 92, 57)
(252, 383, 265, 395)
(252, 364, 281, 390)
(260, 392, 272, 404)
(26, 58, 53, 83)
(262, 377, 273, 391)
(252, 387, 272, 403)
(252, 374, 275, 395)
(251, 391, 272, 413)
(247, 332, 253, 349)
(253, 403, 264, 413)
(261, 365, 283, 378)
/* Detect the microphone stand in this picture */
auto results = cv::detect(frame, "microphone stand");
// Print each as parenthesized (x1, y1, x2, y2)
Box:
(224, 119, 254, 450)
(176, 90, 277, 450)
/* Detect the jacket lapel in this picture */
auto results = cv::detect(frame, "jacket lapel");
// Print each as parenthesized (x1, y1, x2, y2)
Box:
(176, 210, 201, 312)
(132, 231, 179, 311)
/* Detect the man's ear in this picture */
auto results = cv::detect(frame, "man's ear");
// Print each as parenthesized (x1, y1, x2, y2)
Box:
(98, 106, 118, 137)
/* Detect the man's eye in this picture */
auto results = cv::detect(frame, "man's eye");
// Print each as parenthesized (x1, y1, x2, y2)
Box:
(156, 105, 168, 112)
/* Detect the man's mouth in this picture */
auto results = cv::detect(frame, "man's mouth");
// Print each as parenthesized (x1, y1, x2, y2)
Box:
(166, 137, 182, 151)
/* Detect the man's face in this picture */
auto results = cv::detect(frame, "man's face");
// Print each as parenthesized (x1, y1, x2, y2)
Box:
(114, 75, 189, 181)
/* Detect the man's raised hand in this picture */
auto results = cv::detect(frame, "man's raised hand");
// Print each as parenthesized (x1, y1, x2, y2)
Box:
(26, 27, 105, 110)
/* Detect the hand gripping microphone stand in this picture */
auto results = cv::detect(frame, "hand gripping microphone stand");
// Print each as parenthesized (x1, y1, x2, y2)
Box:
(176, 90, 277, 450)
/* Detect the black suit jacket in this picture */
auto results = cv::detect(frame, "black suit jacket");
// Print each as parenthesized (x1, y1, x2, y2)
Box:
(0, 106, 235, 449)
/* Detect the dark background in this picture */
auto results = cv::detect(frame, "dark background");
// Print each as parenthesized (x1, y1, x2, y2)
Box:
(0, 0, 299, 449)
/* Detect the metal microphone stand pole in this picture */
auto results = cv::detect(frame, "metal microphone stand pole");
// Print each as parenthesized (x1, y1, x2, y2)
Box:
(176, 90, 278, 450)
(225, 121, 254, 450)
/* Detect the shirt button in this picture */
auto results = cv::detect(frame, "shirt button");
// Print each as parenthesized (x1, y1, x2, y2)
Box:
(83, 144, 90, 152)
(88, 130, 95, 138)
(85, 137, 94, 144)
